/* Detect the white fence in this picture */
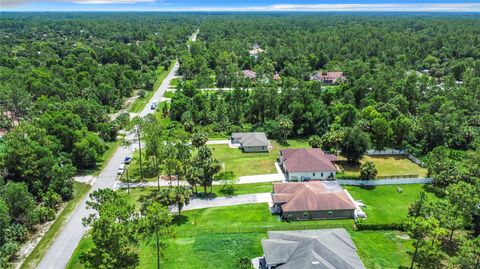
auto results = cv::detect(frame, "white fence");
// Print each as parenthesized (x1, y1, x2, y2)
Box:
(337, 178, 433, 186)
(366, 149, 425, 167)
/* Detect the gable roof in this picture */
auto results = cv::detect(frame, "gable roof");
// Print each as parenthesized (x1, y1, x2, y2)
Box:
(231, 132, 270, 147)
(311, 71, 346, 81)
(262, 229, 365, 269)
(272, 181, 356, 212)
(281, 148, 337, 173)
(242, 69, 256, 79)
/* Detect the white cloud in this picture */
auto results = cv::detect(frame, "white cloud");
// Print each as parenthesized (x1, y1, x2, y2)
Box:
(183, 3, 480, 12)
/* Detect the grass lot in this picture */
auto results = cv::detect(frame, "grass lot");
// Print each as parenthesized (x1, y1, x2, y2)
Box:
(338, 155, 428, 178)
(345, 184, 437, 224)
(163, 91, 175, 98)
(350, 230, 413, 269)
(129, 91, 153, 113)
(66, 201, 413, 269)
(210, 139, 310, 177)
(120, 182, 274, 206)
(21, 182, 91, 269)
(170, 77, 179, 87)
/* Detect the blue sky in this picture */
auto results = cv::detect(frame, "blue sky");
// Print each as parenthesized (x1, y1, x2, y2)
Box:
(2, 0, 480, 12)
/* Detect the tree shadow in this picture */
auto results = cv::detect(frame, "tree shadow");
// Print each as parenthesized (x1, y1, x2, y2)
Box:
(275, 139, 290, 147)
(194, 192, 218, 199)
(173, 214, 189, 226)
(359, 184, 376, 191)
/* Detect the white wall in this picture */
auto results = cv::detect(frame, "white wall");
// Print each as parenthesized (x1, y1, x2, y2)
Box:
(336, 178, 433, 186)
(287, 171, 336, 181)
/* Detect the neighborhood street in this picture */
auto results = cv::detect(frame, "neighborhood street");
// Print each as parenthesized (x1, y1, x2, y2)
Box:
(36, 59, 181, 269)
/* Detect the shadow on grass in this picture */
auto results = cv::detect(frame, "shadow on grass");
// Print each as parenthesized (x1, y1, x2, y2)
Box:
(359, 185, 376, 191)
(194, 192, 218, 199)
(275, 140, 290, 147)
(173, 214, 189, 226)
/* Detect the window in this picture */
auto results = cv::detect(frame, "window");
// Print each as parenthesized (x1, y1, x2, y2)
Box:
(303, 212, 309, 217)
(313, 173, 315, 176)
(321, 173, 324, 177)
(328, 211, 333, 216)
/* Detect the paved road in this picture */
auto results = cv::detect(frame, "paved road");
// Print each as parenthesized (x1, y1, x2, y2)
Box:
(138, 62, 179, 118)
(37, 60, 180, 269)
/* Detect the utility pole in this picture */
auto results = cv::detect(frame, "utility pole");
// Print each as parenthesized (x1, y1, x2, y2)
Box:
(136, 125, 144, 181)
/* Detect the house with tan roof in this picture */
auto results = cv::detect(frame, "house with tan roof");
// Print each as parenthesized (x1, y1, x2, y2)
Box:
(279, 148, 338, 181)
(272, 181, 356, 221)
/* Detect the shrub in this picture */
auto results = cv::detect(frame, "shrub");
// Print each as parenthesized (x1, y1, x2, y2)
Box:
(359, 161, 378, 180)
(36, 206, 56, 223)
(220, 180, 236, 196)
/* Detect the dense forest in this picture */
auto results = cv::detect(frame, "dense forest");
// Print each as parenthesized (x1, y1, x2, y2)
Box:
(170, 14, 480, 268)
(0, 12, 479, 268)
(0, 13, 198, 265)
(174, 14, 480, 155)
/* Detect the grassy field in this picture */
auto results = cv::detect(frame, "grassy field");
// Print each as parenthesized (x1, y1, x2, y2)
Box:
(350, 230, 413, 269)
(338, 155, 428, 178)
(345, 184, 437, 224)
(21, 182, 91, 269)
(120, 182, 274, 206)
(66, 201, 413, 269)
(129, 91, 154, 113)
(210, 139, 310, 177)
(121, 183, 433, 225)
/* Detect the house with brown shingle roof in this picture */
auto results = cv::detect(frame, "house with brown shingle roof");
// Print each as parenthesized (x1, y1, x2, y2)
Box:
(272, 181, 356, 221)
(279, 148, 338, 181)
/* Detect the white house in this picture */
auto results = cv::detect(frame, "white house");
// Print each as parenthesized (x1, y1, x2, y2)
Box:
(279, 148, 338, 181)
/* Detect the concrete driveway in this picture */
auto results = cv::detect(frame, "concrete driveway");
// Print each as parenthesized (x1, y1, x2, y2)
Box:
(173, 192, 273, 212)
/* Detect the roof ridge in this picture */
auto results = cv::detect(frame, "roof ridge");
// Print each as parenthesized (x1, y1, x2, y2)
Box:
(315, 239, 356, 269)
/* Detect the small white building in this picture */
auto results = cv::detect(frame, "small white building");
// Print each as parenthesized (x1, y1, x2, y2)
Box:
(279, 148, 338, 181)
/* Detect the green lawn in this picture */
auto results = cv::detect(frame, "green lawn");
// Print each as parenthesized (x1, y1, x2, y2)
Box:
(69, 230, 412, 269)
(345, 184, 437, 224)
(170, 77, 180, 87)
(122, 183, 433, 225)
(210, 139, 310, 177)
(129, 91, 154, 113)
(338, 155, 428, 178)
(21, 182, 91, 269)
(163, 91, 175, 98)
(350, 230, 413, 269)
(120, 182, 274, 206)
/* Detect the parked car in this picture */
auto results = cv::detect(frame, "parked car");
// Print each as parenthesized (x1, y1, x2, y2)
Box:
(150, 99, 159, 110)
(124, 156, 132, 164)
(117, 163, 125, 175)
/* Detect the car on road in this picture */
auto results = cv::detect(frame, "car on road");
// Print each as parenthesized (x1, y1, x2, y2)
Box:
(150, 99, 159, 110)
(124, 156, 132, 164)
(117, 163, 125, 175)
